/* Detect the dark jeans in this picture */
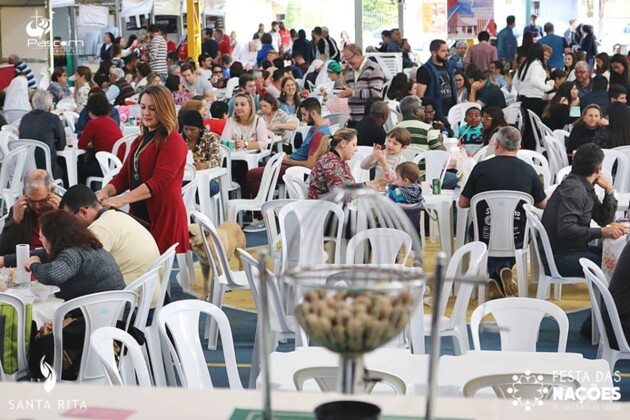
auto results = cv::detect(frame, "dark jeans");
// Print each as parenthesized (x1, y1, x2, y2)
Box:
(443, 171, 459, 190)
(520, 96, 544, 151)
(554, 246, 602, 278)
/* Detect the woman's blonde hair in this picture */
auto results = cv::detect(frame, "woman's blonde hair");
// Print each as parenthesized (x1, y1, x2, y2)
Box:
(178, 99, 204, 121)
(575, 103, 602, 126)
(313, 127, 357, 161)
(233, 92, 256, 125)
(139, 85, 178, 144)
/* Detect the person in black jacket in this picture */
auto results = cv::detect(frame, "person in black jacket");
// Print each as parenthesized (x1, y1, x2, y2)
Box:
(0, 170, 60, 256)
(17, 90, 67, 183)
(291, 29, 313, 64)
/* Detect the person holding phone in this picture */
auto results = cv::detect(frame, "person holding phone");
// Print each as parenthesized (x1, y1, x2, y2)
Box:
(0, 170, 60, 255)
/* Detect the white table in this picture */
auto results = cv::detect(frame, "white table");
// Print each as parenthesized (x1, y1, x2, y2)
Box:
(257, 347, 429, 395)
(423, 190, 455, 259)
(5, 283, 63, 326)
(231, 149, 271, 171)
(57, 146, 86, 187)
(196, 167, 229, 224)
(436, 350, 613, 397)
(0, 382, 624, 419)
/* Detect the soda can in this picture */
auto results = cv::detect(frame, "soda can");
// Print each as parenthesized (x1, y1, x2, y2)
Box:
(432, 178, 441, 195)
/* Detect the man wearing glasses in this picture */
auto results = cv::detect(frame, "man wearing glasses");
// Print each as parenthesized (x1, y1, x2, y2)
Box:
(338, 44, 385, 127)
(0, 170, 60, 255)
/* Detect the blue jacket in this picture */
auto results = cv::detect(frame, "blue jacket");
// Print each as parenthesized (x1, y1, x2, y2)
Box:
(496, 26, 517, 61)
(256, 44, 274, 68)
(422, 59, 457, 117)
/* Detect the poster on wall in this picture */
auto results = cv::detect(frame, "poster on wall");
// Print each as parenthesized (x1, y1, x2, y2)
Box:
(447, 0, 496, 38)
(422, 0, 447, 34)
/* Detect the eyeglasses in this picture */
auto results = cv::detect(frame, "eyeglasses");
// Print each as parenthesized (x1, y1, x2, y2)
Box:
(483, 116, 493, 121)
(27, 195, 51, 207)
(213, 70, 223, 74)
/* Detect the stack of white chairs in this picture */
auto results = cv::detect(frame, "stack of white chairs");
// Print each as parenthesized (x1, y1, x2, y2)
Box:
(283, 167, 311, 200)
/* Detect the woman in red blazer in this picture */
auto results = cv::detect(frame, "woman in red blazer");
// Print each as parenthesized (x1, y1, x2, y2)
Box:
(97, 85, 189, 254)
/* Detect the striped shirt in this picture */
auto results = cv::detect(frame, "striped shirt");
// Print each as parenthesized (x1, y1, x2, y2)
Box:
(149, 35, 167, 75)
(346, 58, 385, 121)
(395, 116, 441, 150)
(15, 61, 37, 89)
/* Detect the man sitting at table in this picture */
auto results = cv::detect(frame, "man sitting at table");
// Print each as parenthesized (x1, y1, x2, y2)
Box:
(0, 185, 162, 306)
(0, 170, 60, 255)
(542, 143, 625, 277)
(244, 97, 331, 231)
(459, 127, 547, 298)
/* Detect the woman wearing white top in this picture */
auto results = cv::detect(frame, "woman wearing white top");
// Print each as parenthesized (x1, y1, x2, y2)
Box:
(513, 43, 551, 150)
(220, 92, 269, 197)
(220, 92, 269, 150)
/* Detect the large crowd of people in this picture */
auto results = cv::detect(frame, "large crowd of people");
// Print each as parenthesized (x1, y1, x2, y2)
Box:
(1, 14, 630, 380)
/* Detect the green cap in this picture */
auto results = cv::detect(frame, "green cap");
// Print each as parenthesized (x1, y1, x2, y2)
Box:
(327, 61, 342, 74)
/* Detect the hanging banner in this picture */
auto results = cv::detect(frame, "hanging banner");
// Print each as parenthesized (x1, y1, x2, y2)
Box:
(447, 0, 496, 38)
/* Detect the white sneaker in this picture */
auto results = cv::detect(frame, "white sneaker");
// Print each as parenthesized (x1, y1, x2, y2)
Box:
(244, 219, 266, 233)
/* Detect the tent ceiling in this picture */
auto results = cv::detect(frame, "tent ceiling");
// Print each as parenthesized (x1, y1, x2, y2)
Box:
(0, 1, 45, 5)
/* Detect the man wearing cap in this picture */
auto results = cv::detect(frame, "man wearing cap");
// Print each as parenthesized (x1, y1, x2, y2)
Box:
(496, 15, 517, 63)
(317, 26, 340, 62)
(448, 41, 467, 71)
(326, 61, 343, 89)
(523, 14, 544, 39)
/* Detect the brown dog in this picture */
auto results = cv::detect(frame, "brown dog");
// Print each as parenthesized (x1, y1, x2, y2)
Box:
(189, 221, 246, 299)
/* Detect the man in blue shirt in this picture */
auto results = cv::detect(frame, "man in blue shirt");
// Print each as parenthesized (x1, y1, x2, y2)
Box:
(523, 14, 544, 39)
(539, 22, 569, 70)
(496, 16, 517, 63)
(247, 98, 330, 200)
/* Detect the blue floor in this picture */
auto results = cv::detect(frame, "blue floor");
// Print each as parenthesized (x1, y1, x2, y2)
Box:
(168, 230, 630, 401)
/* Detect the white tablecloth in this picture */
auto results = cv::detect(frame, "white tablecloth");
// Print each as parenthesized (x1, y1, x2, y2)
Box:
(0, 382, 624, 419)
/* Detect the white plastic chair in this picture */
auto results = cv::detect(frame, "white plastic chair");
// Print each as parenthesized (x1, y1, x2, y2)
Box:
(516, 149, 552, 190)
(140, 243, 178, 387)
(348, 146, 373, 183)
(470, 297, 569, 352)
(1, 109, 29, 125)
(227, 152, 285, 223)
(7, 138, 63, 186)
(470, 191, 534, 298)
(524, 208, 587, 301)
(402, 145, 425, 162)
(325, 113, 350, 127)
(580, 258, 630, 370)
(0, 293, 28, 381)
(413, 150, 451, 185)
(544, 135, 569, 182)
(0, 146, 28, 214)
(52, 290, 137, 383)
(502, 102, 523, 130)
(157, 300, 243, 390)
(90, 326, 153, 386)
(190, 211, 249, 351)
(463, 372, 579, 399)
(384, 108, 401, 132)
(293, 367, 406, 395)
(613, 145, 630, 192)
(219, 145, 242, 199)
(111, 134, 138, 164)
(345, 228, 412, 265)
(261, 199, 296, 273)
(602, 149, 629, 193)
(425, 242, 487, 355)
(86, 151, 124, 189)
(124, 266, 161, 335)
(238, 248, 301, 389)
(447, 103, 481, 133)
(278, 200, 345, 272)
(282, 166, 310, 200)
(181, 164, 200, 219)
(527, 110, 553, 155)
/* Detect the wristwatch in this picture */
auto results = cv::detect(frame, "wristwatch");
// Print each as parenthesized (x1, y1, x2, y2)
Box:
(244, 141, 250, 148)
